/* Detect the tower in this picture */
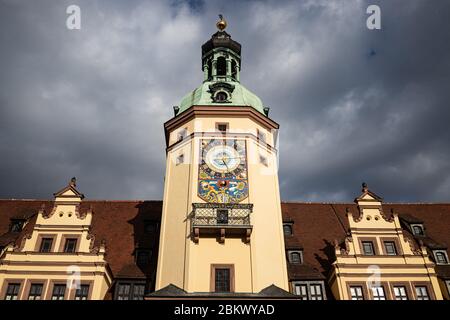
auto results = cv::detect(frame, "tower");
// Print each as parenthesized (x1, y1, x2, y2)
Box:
(155, 16, 288, 294)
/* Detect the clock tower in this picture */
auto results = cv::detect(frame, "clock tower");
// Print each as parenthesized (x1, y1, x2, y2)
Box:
(155, 16, 289, 294)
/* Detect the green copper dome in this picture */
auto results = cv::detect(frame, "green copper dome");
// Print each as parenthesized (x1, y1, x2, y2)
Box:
(174, 16, 269, 117)
(177, 81, 265, 115)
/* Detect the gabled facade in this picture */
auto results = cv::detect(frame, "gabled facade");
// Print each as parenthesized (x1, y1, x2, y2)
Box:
(329, 184, 442, 300)
(0, 178, 112, 300)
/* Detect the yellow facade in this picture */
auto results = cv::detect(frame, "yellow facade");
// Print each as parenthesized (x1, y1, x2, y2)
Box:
(156, 110, 289, 293)
(0, 182, 112, 300)
(329, 187, 443, 300)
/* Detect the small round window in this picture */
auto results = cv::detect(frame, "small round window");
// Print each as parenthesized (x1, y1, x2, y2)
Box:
(215, 91, 228, 102)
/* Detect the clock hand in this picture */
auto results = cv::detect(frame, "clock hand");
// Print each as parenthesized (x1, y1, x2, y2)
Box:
(221, 158, 229, 171)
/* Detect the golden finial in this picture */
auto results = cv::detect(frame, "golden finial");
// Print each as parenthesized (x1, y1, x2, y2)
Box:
(216, 14, 227, 31)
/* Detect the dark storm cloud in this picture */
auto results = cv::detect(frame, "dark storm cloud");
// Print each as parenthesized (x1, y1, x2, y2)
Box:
(0, 0, 449, 202)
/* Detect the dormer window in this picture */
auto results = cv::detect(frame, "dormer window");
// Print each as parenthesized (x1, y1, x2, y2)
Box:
(283, 223, 293, 236)
(411, 224, 425, 236)
(288, 250, 303, 264)
(9, 219, 25, 233)
(215, 91, 228, 102)
(433, 250, 449, 264)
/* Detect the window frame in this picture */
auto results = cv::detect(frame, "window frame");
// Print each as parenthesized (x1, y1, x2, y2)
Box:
(361, 241, 375, 256)
(347, 283, 368, 300)
(50, 284, 66, 300)
(63, 238, 78, 253)
(293, 283, 308, 300)
(74, 284, 90, 300)
(393, 286, 409, 300)
(371, 286, 386, 300)
(39, 237, 54, 253)
(283, 223, 293, 236)
(216, 122, 229, 134)
(433, 250, 449, 264)
(287, 250, 303, 264)
(411, 224, 425, 236)
(3, 282, 21, 300)
(383, 241, 397, 256)
(256, 129, 267, 143)
(414, 286, 430, 300)
(211, 264, 235, 293)
(114, 281, 146, 300)
(27, 283, 44, 300)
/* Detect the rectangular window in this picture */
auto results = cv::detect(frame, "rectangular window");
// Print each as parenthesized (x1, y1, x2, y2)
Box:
(362, 241, 375, 255)
(215, 268, 231, 292)
(51, 284, 66, 300)
(294, 284, 308, 300)
(415, 286, 430, 300)
(117, 283, 131, 300)
(177, 128, 187, 142)
(75, 285, 89, 300)
(176, 153, 184, 165)
(4, 283, 20, 300)
(132, 284, 145, 300)
(115, 282, 145, 300)
(28, 284, 43, 300)
(371, 286, 386, 300)
(64, 238, 77, 253)
(39, 238, 53, 253)
(393, 286, 408, 300)
(384, 241, 397, 255)
(216, 123, 228, 133)
(350, 286, 364, 300)
(257, 129, 266, 143)
(310, 284, 323, 300)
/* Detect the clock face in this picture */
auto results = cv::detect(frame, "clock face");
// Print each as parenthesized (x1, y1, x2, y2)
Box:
(198, 139, 248, 203)
(205, 145, 241, 173)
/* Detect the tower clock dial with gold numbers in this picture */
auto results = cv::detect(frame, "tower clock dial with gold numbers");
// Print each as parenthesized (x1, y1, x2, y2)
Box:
(198, 139, 248, 203)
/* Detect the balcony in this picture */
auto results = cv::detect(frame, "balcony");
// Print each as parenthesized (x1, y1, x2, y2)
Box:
(191, 203, 253, 243)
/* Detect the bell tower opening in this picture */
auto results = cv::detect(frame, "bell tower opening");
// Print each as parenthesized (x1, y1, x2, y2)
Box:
(216, 57, 226, 76)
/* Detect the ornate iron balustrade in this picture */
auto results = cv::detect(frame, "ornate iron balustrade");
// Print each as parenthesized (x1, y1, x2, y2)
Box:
(191, 203, 253, 243)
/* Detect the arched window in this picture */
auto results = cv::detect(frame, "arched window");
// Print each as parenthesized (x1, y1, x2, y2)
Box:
(290, 252, 302, 264)
(216, 57, 226, 76)
(231, 59, 237, 79)
(435, 251, 448, 264)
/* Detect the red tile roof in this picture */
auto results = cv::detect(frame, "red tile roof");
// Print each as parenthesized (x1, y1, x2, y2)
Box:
(1, 199, 450, 288)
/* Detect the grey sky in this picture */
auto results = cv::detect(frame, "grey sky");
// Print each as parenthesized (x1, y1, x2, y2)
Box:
(0, 0, 449, 202)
